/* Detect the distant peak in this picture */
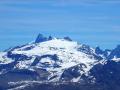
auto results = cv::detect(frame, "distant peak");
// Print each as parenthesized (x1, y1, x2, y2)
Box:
(95, 46, 103, 54)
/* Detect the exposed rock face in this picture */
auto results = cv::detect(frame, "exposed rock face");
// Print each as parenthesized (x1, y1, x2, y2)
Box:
(35, 34, 47, 43)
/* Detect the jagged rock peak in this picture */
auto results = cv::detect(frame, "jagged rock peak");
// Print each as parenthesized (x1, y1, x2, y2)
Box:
(35, 34, 73, 43)
(35, 33, 47, 43)
(95, 46, 103, 54)
(35, 33, 54, 43)
(108, 45, 120, 59)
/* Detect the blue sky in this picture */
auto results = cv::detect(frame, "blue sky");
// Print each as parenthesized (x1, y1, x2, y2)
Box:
(0, 0, 120, 51)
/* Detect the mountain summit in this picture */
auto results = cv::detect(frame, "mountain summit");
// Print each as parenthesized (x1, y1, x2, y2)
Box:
(0, 34, 120, 90)
(35, 34, 53, 43)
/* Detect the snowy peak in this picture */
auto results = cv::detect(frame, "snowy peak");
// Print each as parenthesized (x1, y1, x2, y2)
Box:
(0, 34, 120, 90)
(1, 35, 99, 82)
(0, 34, 120, 83)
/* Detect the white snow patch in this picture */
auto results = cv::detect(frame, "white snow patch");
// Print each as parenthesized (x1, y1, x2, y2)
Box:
(112, 56, 120, 62)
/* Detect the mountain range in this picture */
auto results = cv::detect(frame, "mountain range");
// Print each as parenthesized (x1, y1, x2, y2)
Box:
(0, 34, 120, 90)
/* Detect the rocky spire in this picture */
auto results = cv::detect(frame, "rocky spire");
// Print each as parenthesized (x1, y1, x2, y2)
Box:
(35, 33, 47, 43)
(95, 46, 103, 54)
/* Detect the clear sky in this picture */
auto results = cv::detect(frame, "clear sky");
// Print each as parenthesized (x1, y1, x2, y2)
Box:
(0, 0, 120, 51)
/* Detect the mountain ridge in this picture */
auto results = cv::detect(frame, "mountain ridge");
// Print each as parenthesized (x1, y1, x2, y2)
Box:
(0, 34, 120, 90)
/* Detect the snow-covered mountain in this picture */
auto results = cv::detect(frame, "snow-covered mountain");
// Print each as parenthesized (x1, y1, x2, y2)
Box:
(0, 34, 120, 90)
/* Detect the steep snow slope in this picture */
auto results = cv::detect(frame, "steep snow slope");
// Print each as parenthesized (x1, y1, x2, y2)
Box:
(6, 38, 97, 82)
